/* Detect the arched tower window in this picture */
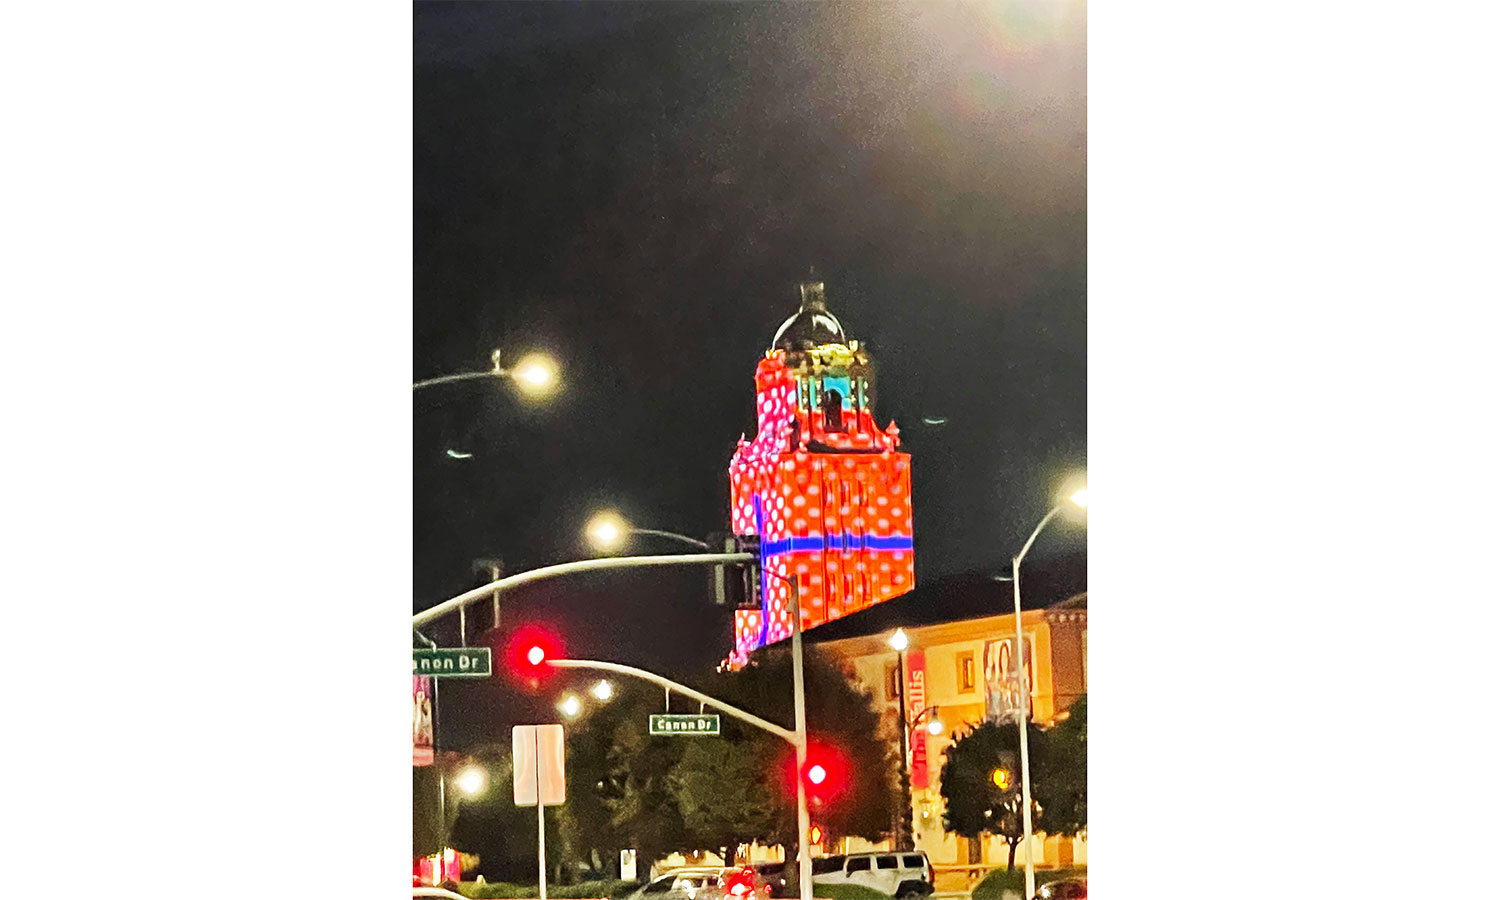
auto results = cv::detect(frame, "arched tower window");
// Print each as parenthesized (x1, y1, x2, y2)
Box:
(822, 389, 844, 432)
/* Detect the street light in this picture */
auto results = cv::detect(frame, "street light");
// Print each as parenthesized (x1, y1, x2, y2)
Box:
(591, 680, 614, 702)
(413, 349, 560, 396)
(557, 694, 582, 718)
(885, 627, 924, 849)
(1012, 477, 1087, 900)
(455, 765, 486, 797)
(584, 511, 711, 553)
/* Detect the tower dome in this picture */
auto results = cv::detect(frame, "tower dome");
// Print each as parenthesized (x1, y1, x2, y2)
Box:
(772, 282, 847, 351)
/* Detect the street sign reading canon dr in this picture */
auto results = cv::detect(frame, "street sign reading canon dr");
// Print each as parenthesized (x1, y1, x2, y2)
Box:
(649, 713, 721, 735)
(413, 647, 491, 678)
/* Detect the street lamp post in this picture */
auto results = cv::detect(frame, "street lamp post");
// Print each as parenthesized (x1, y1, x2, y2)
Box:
(887, 628, 913, 850)
(583, 512, 712, 552)
(1012, 485, 1087, 900)
(414, 349, 559, 394)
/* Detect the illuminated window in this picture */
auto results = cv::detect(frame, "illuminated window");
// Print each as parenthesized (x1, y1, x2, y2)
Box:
(957, 651, 976, 692)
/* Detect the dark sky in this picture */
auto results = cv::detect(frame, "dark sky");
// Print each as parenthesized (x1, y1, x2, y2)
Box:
(413, 1, 1087, 714)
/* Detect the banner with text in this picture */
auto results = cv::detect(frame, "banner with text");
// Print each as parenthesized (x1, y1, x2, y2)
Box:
(906, 649, 928, 789)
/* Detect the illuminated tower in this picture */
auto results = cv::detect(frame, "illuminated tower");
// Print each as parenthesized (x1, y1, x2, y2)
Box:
(728, 282, 915, 662)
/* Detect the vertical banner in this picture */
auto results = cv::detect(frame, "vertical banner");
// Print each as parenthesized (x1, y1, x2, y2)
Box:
(413, 675, 434, 767)
(983, 636, 1033, 723)
(906, 649, 928, 789)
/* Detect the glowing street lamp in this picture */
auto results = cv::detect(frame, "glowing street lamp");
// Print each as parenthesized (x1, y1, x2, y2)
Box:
(584, 511, 710, 553)
(557, 694, 582, 718)
(508, 352, 559, 396)
(888, 628, 910, 652)
(455, 765, 487, 797)
(1012, 476, 1088, 900)
(413, 349, 560, 396)
(591, 680, 614, 702)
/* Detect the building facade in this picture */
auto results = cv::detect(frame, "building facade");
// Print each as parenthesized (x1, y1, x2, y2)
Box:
(806, 566, 1087, 874)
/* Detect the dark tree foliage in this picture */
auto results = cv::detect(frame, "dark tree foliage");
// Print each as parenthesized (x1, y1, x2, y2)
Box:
(938, 698, 1088, 871)
(706, 645, 899, 847)
(552, 647, 897, 871)
(1032, 697, 1086, 838)
(939, 720, 1029, 871)
(560, 681, 690, 873)
(667, 737, 782, 851)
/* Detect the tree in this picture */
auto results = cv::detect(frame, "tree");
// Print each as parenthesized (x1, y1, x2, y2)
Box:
(709, 645, 899, 849)
(560, 682, 690, 874)
(939, 720, 1031, 871)
(556, 646, 898, 875)
(938, 697, 1089, 871)
(667, 736, 782, 854)
(1033, 697, 1087, 838)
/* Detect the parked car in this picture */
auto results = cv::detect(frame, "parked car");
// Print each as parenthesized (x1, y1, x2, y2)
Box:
(1033, 877, 1086, 900)
(621, 868, 736, 900)
(809, 851, 934, 898)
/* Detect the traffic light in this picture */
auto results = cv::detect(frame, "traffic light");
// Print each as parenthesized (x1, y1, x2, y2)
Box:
(792, 742, 848, 807)
(712, 533, 761, 607)
(505, 625, 562, 689)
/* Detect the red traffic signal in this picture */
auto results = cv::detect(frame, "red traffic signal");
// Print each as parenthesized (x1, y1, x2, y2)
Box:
(505, 625, 563, 687)
(789, 742, 848, 804)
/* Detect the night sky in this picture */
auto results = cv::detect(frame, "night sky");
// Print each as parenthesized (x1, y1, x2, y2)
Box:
(413, 1, 1087, 728)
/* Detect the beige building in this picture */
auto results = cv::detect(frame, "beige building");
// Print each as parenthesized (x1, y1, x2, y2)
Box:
(803, 554, 1087, 877)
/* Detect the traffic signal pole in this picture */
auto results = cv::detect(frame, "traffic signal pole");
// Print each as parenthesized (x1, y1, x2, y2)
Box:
(413, 551, 810, 899)
(549, 655, 813, 900)
(787, 579, 813, 900)
(412, 552, 756, 629)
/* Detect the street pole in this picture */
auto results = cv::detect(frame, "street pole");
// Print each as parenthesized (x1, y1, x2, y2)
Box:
(537, 744, 547, 900)
(788, 579, 813, 900)
(550, 639, 814, 900)
(896, 646, 910, 851)
(626, 528, 711, 550)
(1012, 504, 1064, 900)
(413, 552, 755, 629)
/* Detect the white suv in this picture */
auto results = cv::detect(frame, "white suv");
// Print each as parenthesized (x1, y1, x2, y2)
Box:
(810, 851, 934, 898)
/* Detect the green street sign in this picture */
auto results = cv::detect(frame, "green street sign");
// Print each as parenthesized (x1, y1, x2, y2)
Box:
(649, 714, 721, 736)
(413, 647, 492, 678)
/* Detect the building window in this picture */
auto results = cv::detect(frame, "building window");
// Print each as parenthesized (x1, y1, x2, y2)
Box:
(956, 651, 975, 692)
(822, 389, 845, 432)
(886, 662, 901, 702)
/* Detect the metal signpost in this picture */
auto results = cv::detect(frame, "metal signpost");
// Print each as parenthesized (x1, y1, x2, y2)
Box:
(413, 647, 492, 678)
(649, 713, 721, 735)
(513, 724, 566, 900)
